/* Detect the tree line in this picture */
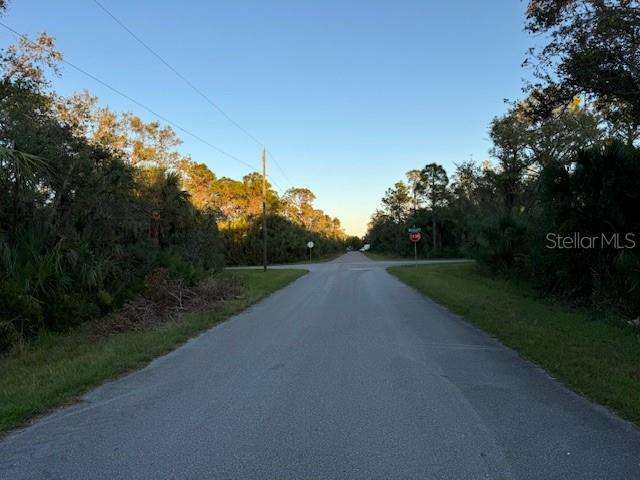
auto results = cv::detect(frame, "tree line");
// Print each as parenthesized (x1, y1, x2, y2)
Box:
(366, 0, 640, 318)
(0, 22, 344, 351)
(179, 162, 345, 265)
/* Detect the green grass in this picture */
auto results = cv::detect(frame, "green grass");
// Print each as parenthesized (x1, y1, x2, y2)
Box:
(364, 251, 464, 261)
(388, 263, 640, 426)
(0, 269, 305, 433)
(364, 251, 408, 261)
(228, 252, 343, 267)
(290, 252, 343, 264)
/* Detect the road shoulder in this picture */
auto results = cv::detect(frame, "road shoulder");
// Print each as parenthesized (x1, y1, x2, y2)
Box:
(388, 262, 640, 427)
(0, 269, 306, 434)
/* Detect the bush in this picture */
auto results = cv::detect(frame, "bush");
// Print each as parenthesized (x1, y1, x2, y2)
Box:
(464, 214, 528, 273)
(530, 142, 640, 315)
(0, 320, 19, 354)
(0, 281, 43, 353)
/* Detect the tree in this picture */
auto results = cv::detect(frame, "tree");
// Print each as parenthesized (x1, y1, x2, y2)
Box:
(405, 169, 422, 213)
(0, 33, 346, 351)
(55, 92, 190, 168)
(488, 108, 534, 212)
(331, 217, 343, 237)
(525, 0, 640, 119)
(177, 160, 216, 210)
(450, 161, 480, 207)
(0, 35, 228, 349)
(419, 163, 448, 250)
(381, 181, 411, 222)
(56, 90, 125, 153)
(0, 32, 62, 89)
(125, 114, 185, 169)
(596, 97, 640, 146)
(283, 188, 316, 227)
(345, 235, 362, 250)
(521, 96, 602, 166)
(211, 177, 245, 223)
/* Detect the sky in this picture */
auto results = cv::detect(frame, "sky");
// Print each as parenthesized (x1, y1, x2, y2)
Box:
(1, 0, 535, 236)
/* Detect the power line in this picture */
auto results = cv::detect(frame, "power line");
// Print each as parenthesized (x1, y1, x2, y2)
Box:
(92, 0, 296, 190)
(0, 21, 259, 172)
(266, 149, 296, 190)
(266, 174, 284, 194)
(92, 1, 261, 146)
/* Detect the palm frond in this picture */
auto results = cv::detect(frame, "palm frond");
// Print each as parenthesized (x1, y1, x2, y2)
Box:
(0, 146, 51, 183)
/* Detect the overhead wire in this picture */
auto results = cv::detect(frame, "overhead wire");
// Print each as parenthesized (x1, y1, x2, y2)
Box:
(91, 0, 296, 192)
(0, 20, 260, 172)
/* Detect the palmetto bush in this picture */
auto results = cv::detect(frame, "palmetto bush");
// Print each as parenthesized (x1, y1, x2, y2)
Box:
(464, 214, 528, 274)
(0, 127, 224, 353)
(531, 142, 640, 315)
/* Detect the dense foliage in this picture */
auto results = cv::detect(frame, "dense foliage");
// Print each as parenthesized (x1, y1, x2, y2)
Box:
(525, 0, 640, 120)
(367, 108, 640, 316)
(367, 1, 640, 317)
(184, 173, 346, 265)
(0, 31, 344, 351)
(0, 53, 221, 351)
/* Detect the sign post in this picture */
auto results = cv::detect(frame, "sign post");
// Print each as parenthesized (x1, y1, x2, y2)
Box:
(408, 227, 422, 263)
(307, 241, 315, 262)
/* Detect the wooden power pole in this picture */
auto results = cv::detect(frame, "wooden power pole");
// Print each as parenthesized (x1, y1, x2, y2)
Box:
(262, 147, 267, 271)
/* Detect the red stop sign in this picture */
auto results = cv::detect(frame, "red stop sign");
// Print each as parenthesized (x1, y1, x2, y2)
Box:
(409, 232, 421, 242)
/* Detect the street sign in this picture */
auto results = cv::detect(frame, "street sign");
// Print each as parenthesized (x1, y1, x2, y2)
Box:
(409, 231, 421, 262)
(407, 226, 422, 233)
(307, 241, 315, 249)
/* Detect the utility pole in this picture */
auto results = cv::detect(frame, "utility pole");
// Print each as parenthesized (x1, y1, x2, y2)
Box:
(262, 147, 267, 271)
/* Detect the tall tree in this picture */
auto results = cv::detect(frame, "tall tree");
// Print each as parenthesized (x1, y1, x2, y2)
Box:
(523, 96, 602, 166)
(177, 160, 216, 210)
(489, 109, 533, 212)
(381, 181, 411, 222)
(211, 177, 246, 223)
(125, 114, 184, 169)
(405, 169, 422, 213)
(283, 188, 316, 228)
(419, 163, 449, 250)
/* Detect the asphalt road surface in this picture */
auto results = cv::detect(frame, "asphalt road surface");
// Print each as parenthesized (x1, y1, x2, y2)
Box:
(1, 252, 639, 479)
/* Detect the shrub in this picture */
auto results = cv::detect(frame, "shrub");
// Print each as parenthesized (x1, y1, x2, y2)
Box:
(464, 214, 528, 273)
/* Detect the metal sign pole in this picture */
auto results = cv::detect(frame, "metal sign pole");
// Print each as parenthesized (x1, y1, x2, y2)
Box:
(307, 241, 314, 263)
(408, 226, 421, 266)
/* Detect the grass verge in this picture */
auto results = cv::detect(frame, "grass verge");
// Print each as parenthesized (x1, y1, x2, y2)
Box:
(290, 252, 343, 264)
(364, 252, 407, 261)
(227, 252, 342, 267)
(388, 263, 640, 426)
(364, 251, 462, 261)
(0, 269, 305, 433)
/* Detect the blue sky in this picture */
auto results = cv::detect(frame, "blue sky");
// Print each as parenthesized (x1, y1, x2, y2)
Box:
(1, 1, 534, 235)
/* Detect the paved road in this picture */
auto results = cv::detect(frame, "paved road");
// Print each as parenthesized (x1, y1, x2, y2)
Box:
(1, 252, 639, 479)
